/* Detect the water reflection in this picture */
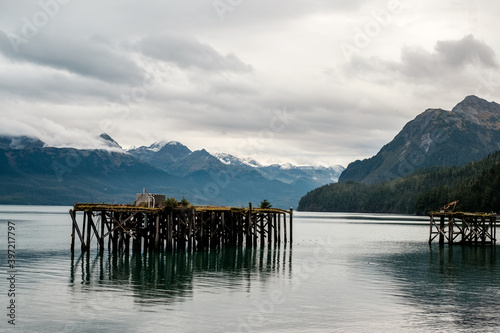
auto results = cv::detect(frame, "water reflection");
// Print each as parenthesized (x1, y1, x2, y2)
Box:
(376, 244, 500, 331)
(70, 245, 292, 305)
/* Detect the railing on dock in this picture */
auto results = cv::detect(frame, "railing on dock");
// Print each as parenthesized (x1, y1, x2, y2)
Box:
(69, 203, 293, 253)
(428, 211, 497, 245)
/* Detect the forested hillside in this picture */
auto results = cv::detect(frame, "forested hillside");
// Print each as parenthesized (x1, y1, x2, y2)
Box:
(298, 151, 500, 215)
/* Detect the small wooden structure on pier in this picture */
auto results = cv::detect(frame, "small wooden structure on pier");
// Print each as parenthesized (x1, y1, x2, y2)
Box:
(428, 211, 497, 245)
(69, 203, 293, 253)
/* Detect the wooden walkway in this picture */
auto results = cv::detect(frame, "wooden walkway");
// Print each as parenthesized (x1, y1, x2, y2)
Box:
(69, 203, 293, 253)
(429, 211, 497, 245)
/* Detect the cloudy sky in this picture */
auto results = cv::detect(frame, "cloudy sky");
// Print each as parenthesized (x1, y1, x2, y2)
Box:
(0, 0, 499, 167)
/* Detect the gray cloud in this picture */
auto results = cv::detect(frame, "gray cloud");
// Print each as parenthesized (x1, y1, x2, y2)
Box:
(400, 35, 498, 77)
(347, 35, 498, 80)
(435, 34, 498, 68)
(137, 34, 252, 73)
(0, 31, 144, 85)
(0, 67, 122, 104)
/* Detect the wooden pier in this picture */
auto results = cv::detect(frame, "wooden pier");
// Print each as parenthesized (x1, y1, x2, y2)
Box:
(428, 211, 497, 245)
(69, 203, 293, 253)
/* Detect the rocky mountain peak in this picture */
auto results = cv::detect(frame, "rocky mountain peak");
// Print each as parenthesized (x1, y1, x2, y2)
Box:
(0, 135, 45, 149)
(453, 95, 497, 111)
(99, 133, 122, 149)
(451, 95, 500, 129)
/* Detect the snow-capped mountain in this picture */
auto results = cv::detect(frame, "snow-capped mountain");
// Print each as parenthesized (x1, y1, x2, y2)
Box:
(213, 153, 262, 168)
(213, 152, 344, 185)
(127, 138, 344, 197)
(127, 140, 192, 170)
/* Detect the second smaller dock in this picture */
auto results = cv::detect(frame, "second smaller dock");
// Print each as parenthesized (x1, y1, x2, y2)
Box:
(429, 211, 497, 245)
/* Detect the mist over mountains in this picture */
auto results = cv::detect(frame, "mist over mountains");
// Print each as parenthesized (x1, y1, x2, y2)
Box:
(0, 134, 343, 208)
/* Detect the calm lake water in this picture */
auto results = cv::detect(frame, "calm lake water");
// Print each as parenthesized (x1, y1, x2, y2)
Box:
(1, 205, 500, 332)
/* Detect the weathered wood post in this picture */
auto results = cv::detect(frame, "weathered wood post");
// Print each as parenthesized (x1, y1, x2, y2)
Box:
(70, 210, 76, 253)
(481, 216, 486, 244)
(229, 212, 233, 247)
(210, 212, 216, 249)
(267, 213, 272, 245)
(125, 232, 130, 254)
(439, 215, 445, 245)
(253, 208, 258, 247)
(160, 215, 165, 252)
(247, 203, 253, 247)
(474, 216, 478, 243)
(448, 216, 453, 245)
(167, 210, 173, 252)
(132, 214, 142, 252)
(186, 210, 191, 252)
(81, 211, 87, 251)
(260, 212, 265, 247)
(233, 213, 238, 247)
(273, 213, 278, 244)
(142, 214, 148, 253)
(283, 212, 287, 244)
(289, 208, 293, 245)
(86, 211, 92, 252)
(180, 212, 187, 251)
(107, 214, 112, 252)
(100, 211, 105, 252)
(277, 213, 281, 244)
(237, 213, 243, 247)
(199, 212, 205, 251)
(88, 212, 102, 252)
(494, 216, 497, 243)
(221, 211, 225, 247)
(428, 214, 434, 245)
(117, 215, 124, 253)
(155, 214, 160, 252)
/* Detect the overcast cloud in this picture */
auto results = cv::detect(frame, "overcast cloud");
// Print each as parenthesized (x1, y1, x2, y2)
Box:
(1, 0, 499, 166)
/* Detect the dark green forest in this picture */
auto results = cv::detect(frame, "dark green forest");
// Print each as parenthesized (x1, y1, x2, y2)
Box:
(298, 151, 500, 215)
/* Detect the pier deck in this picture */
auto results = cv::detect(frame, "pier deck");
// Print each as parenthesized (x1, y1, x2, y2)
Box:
(429, 211, 497, 245)
(69, 203, 293, 253)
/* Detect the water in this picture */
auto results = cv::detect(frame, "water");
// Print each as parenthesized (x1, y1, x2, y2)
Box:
(1, 206, 500, 332)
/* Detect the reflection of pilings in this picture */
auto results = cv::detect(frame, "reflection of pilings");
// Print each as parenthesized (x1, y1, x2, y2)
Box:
(70, 204, 293, 254)
(429, 212, 497, 245)
(429, 245, 496, 278)
(70, 246, 293, 303)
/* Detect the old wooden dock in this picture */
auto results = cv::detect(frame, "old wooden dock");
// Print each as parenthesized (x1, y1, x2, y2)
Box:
(69, 203, 293, 253)
(429, 211, 497, 245)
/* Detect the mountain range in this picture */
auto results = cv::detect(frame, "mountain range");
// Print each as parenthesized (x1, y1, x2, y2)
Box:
(127, 142, 343, 185)
(0, 135, 344, 208)
(6, 94, 495, 211)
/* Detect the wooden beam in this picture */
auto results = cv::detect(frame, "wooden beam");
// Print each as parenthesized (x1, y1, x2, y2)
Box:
(88, 212, 103, 251)
(103, 213, 137, 239)
(69, 210, 83, 251)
